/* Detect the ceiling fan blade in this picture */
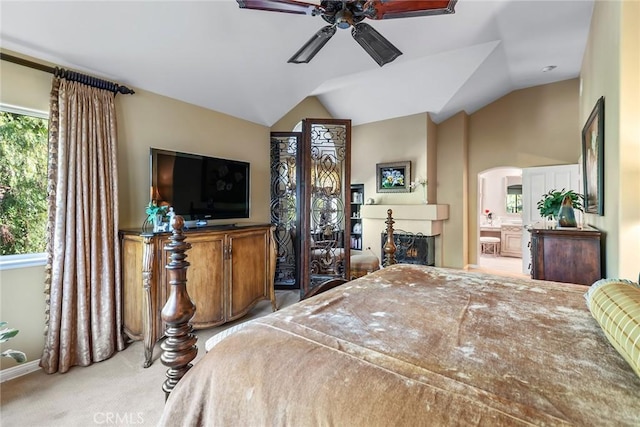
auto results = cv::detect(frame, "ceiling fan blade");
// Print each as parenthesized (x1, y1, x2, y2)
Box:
(351, 22, 401, 67)
(366, 0, 457, 20)
(288, 25, 337, 64)
(236, 0, 320, 15)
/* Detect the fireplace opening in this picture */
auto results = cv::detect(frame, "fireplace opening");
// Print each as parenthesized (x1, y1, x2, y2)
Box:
(381, 231, 435, 266)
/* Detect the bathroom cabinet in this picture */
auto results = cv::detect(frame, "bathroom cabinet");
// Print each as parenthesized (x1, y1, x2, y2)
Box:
(500, 225, 522, 257)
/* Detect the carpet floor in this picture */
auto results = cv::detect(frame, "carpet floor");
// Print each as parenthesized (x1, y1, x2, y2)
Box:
(0, 290, 300, 427)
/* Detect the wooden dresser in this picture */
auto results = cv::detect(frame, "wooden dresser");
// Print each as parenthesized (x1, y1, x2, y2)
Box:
(120, 223, 276, 367)
(528, 226, 603, 286)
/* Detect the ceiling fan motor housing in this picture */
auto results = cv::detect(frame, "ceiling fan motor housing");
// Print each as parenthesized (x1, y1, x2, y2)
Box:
(321, 1, 369, 29)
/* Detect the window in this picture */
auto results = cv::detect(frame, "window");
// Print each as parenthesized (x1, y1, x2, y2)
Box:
(506, 185, 523, 214)
(0, 105, 49, 258)
(505, 175, 523, 214)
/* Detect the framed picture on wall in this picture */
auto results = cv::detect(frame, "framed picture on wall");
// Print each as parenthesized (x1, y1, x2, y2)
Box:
(581, 96, 604, 215)
(376, 161, 411, 193)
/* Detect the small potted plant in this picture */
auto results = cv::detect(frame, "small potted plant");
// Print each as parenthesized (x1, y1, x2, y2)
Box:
(145, 201, 168, 232)
(537, 189, 584, 227)
(0, 322, 26, 363)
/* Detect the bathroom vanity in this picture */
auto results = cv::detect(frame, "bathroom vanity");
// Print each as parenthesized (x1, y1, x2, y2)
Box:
(500, 224, 523, 257)
(480, 222, 522, 257)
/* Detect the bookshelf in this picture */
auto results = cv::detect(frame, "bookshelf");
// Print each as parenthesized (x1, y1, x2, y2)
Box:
(350, 184, 364, 250)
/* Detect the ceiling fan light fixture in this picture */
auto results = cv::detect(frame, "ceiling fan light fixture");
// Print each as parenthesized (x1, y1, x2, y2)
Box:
(334, 8, 354, 29)
(351, 22, 402, 67)
(288, 25, 337, 64)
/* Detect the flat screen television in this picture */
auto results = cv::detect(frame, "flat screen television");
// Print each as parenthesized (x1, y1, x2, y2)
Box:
(150, 148, 250, 221)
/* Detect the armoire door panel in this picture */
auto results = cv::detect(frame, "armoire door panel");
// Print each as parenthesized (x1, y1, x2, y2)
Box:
(228, 230, 270, 319)
(185, 236, 226, 327)
(121, 235, 145, 338)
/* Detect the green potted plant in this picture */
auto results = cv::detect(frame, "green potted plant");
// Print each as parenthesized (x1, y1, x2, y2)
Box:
(536, 189, 584, 221)
(0, 321, 27, 363)
(145, 201, 168, 231)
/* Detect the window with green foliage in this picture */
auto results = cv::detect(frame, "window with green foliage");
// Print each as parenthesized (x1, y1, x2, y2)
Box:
(0, 108, 49, 255)
(506, 194, 523, 214)
(506, 184, 523, 214)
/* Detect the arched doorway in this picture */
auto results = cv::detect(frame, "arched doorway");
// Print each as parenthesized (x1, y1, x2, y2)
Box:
(476, 167, 525, 276)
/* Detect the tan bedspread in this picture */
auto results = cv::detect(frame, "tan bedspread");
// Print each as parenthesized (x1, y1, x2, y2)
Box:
(160, 265, 640, 426)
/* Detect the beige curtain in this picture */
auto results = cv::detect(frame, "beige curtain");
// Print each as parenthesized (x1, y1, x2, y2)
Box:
(40, 77, 123, 374)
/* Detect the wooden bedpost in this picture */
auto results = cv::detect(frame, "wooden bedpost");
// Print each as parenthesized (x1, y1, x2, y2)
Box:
(160, 215, 197, 401)
(383, 209, 397, 267)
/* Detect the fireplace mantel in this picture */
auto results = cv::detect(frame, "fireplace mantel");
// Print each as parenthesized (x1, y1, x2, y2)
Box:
(360, 204, 449, 236)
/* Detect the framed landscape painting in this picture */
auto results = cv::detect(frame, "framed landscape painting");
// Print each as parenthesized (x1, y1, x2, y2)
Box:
(581, 96, 604, 215)
(376, 161, 411, 193)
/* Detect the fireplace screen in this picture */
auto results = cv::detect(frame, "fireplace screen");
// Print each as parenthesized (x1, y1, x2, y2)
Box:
(381, 231, 435, 266)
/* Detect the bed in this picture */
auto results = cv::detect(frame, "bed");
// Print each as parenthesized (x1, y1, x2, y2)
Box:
(159, 263, 640, 426)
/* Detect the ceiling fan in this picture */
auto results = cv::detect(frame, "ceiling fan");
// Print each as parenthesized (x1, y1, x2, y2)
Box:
(237, 0, 458, 66)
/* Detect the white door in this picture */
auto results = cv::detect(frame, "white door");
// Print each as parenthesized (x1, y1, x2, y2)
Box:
(521, 164, 581, 274)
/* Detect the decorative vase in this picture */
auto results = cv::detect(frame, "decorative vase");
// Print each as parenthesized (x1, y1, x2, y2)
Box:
(153, 214, 164, 232)
(557, 195, 577, 227)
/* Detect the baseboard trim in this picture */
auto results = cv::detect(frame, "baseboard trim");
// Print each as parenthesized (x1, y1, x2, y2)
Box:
(0, 359, 41, 383)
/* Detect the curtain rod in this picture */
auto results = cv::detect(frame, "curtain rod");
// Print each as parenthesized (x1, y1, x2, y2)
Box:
(0, 53, 135, 95)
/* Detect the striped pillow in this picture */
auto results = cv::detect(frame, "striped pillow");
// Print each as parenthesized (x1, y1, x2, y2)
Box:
(585, 278, 640, 378)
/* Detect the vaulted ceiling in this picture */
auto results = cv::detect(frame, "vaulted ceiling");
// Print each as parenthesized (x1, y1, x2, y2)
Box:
(1, 0, 594, 127)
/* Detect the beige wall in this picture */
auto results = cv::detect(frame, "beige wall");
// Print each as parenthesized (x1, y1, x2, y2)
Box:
(466, 79, 581, 266)
(426, 114, 438, 204)
(433, 80, 580, 268)
(0, 50, 270, 370)
(351, 113, 431, 254)
(618, 0, 640, 280)
(579, 0, 640, 279)
(346, 80, 580, 269)
(0, 266, 46, 370)
(270, 96, 332, 132)
(351, 113, 429, 205)
(469, 79, 580, 172)
(0, 60, 51, 111)
(117, 89, 270, 229)
(437, 112, 470, 268)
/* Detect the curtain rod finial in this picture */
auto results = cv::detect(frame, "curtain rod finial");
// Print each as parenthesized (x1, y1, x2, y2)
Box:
(116, 86, 135, 95)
